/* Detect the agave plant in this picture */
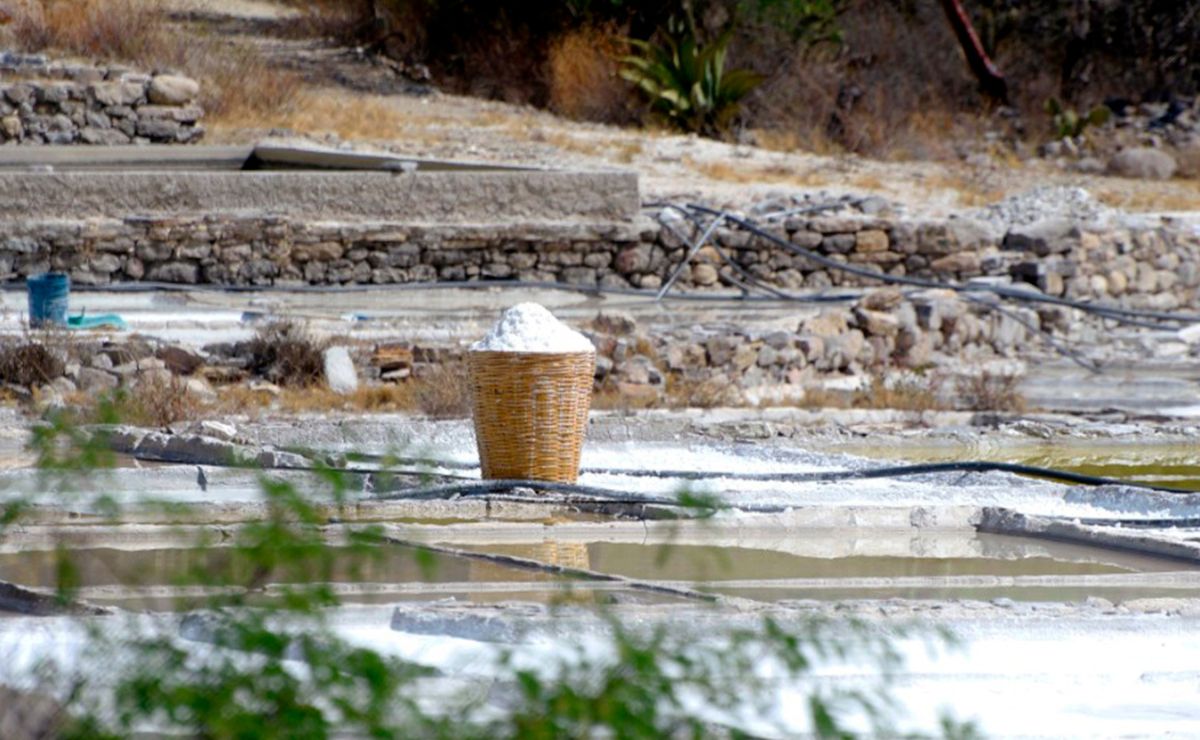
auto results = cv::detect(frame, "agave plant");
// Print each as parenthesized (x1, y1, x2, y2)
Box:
(620, 25, 764, 137)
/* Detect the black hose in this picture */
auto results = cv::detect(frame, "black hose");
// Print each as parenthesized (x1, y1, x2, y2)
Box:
(332, 452, 1194, 495)
(683, 203, 1200, 326)
(575, 460, 1195, 494)
(959, 293, 1101, 372)
(364, 464, 1195, 512)
(370, 478, 793, 514)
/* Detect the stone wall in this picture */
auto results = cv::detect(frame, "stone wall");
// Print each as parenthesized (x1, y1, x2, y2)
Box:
(0, 53, 203, 144)
(0, 211, 1196, 315)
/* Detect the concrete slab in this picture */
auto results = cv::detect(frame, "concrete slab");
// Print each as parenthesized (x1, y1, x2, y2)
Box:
(0, 169, 639, 222)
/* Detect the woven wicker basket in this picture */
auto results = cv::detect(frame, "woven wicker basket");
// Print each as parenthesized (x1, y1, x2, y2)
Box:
(467, 350, 595, 484)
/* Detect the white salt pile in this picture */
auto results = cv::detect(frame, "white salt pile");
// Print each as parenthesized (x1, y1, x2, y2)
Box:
(471, 303, 594, 353)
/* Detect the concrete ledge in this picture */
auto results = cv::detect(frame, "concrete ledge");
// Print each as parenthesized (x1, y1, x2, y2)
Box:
(978, 507, 1200, 564)
(0, 169, 640, 222)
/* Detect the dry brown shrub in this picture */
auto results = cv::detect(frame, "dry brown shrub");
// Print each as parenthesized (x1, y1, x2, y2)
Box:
(547, 25, 632, 124)
(856, 372, 948, 412)
(0, 341, 63, 388)
(245, 321, 328, 388)
(1, 0, 301, 129)
(954, 371, 1026, 413)
(72, 373, 202, 427)
(408, 364, 470, 419)
(225, 368, 468, 418)
(1177, 146, 1200, 179)
(191, 46, 303, 124)
(5, 0, 163, 64)
(800, 371, 949, 411)
(663, 375, 733, 409)
(126, 373, 200, 427)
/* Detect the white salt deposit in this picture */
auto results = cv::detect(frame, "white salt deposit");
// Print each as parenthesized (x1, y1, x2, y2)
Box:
(470, 303, 594, 353)
(967, 185, 1115, 229)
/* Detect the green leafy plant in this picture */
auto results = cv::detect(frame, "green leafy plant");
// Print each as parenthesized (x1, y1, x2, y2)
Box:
(621, 21, 763, 137)
(1044, 97, 1111, 140)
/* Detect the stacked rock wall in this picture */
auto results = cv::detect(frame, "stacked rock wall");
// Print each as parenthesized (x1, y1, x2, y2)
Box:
(0, 53, 203, 144)
(0, 212, 1196, 315)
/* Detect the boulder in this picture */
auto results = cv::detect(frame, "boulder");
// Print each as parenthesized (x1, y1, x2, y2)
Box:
(156, 346, 205, 375)
(147, 74, 200, 105)
(146, 262, 199, 284)
(1003, 218, 1077, 256)
(76, 367, 118, 392)
(854, 307, 900, 337)
(616, 381, 660, 407)
(691, 262, 719, 285)
(592, 311, 637, 335)
(800, 309, 849, 338)
(930, 252, 981, 274)
(854, 229, 889, 253)
(1107, 147, 1177, 180)
(89, 80, 143, 106)
(859, 287, 904, 312)
(0, 115, 21, 140)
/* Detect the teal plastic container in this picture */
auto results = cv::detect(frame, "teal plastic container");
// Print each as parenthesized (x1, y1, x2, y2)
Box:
(27, 272, 69, 328)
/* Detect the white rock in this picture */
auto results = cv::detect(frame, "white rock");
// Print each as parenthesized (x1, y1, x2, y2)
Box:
(148, 75, 200, 105)
(1178, 324, 1200, 345)
(1108, 147, 1177, 180)
(185, 378, 218, 404)
(1154, 341, 1189, 359)
(187, 419, 236, 441)
(323, 347, 358, 395)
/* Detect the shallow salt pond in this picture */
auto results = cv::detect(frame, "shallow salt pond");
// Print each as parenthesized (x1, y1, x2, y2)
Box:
(834, 440, 1200, 491)
(6, 529, 1200, 608)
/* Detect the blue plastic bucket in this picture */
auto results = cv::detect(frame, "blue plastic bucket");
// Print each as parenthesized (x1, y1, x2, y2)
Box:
(27, 272, 69, 328)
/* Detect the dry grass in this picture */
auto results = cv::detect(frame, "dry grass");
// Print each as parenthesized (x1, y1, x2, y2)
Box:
(1177, 147, 1200, 180)
(183, 44, 304, 125)
(859, 372, 948, 412)
(123, 374, 201, 427)
(954, 371, 1026, 413)
(546, 24, 632, 124)
(543, 131, 605, 157)
(663, 375, 734, 409)
(591, 385, 659, 411)
(801, 371, 949, 412)
(1093, 180, 1200, 212)
(918, 169, 1006, 207)
(687, 157, 830, 187)
(4, 0, 162, 63)
(206, 87, 450, 144)
(65, 373, 202, 427)
(610, 138, 643, 163)
(1, 0, 304, 133)
(206, 366, 470, 419)
(406, 364, 471, 419)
